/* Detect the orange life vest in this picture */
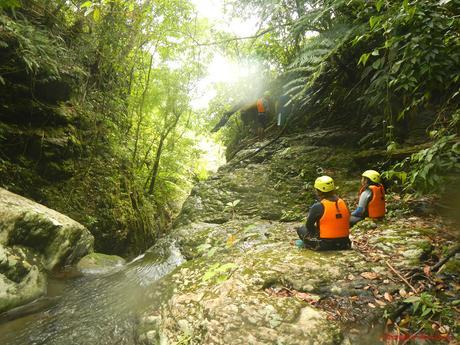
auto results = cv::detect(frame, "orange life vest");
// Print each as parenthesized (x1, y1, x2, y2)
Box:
(318, 198, 350, 239)
(368, 185, 385, 218)
(256, 98, 266, 113)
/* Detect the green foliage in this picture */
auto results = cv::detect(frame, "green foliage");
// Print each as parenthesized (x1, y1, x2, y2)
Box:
(280, 209, 304, 222)
(0, 13, 71, 78)
(196, 243, 219, 258)
(358, 0, 460, 119)
(202, 262, 238, 284)
(0, 0, 21, 9)
(385, 111, 459, 194)
(225, 199, 240, 218)
(400, 292, 457, 336)
(0, 0, 213, 255)
(223, 0, 459, 194)
(404, 293, 443, 319)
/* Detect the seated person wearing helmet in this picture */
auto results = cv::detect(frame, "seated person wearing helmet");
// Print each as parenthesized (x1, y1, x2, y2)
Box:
(296, 176, 351, 250)
(350, 170, 386, 226)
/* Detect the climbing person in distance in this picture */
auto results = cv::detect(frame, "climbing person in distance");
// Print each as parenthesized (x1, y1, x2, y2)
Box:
(296, 175, 351, 250)
(256, 91, 271, 139)
(350, 170, 386, 226)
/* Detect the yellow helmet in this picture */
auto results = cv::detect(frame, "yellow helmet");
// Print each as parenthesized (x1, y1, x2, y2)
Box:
(314, 175, 336, 192)
(362, 170, 381, 183)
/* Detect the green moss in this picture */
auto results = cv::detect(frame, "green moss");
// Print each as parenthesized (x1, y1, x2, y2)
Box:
(415, 227, 437, 237)
(373, 236, 404, 244)
(8, 213, 57, 251)
(77, 252, 125, 273)
(442, 258, 460, 275)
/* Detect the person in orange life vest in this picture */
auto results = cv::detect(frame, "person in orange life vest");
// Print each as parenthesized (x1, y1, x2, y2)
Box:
(296, 176, 351, 250)
(256, 91, 270, 138)
(350, 170, 386, 226)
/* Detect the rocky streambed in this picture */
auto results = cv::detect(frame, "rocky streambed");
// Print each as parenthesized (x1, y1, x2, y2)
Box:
(135, 130, 459, 344)
(1, 129, 458, 344)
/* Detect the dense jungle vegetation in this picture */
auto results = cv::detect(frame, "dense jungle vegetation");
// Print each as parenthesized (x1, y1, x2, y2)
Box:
(0, 0, 213, 255)
(0, 0, 458, 257)
(217, 0, 459, 195)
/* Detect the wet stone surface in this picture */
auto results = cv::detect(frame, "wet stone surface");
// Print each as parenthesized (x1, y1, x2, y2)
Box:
(137, 131, 455, 344)
(0, 188, 93, 313)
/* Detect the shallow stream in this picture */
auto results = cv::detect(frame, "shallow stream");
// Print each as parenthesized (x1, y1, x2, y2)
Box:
(0, 241, 184, 345)
(0, 238, 389, 345)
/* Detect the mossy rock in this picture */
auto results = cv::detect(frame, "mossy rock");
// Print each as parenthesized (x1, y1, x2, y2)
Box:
(0, 187, 94, 270)
(135, 130, 457, 343)
(77, 252, 126, 274)
(138, 219, 381, 344)
(442, 255, 460, 275)
(0, 244, 46, 313)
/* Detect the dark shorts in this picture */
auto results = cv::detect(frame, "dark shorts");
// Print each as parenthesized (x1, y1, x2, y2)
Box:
(314, 238, 351, 251)
(296, 225, 351, 251)
(258, 112, 267, 128)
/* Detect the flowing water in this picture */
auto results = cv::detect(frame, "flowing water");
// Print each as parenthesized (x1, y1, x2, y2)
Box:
(0, 238, 388, 345)
(0, 240, 185, 345)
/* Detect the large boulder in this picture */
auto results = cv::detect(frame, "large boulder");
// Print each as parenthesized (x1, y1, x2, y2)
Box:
(0, 244, 46, 313)
(175, 131, 358, 228)
(0, 187, 93, 313)
(0, 187, 94, 271)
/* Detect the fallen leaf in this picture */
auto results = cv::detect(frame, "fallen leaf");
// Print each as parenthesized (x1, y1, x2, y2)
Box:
(347, 274, 355, 280)
(439, 325, 450, 334)
(383, 279, 390, 284)
(350, 296, 359, 301)
(399, 315, 410, 326)
(423, 265, 431, 276)
(226, 234, 237, 247)
(368, 303, 376, 308)
(375, 299, 386, 306)
(363, 285, 371, 290)
(295, 292, 320, 303)
(361, 272, 379, 280)
(373, 291, 383, 298)
(277, 288, 292, 297)
(383, 292, 392, 302)
(399, 289, 407, 297)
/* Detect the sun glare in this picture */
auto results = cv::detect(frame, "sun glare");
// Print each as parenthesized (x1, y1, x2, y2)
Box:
(196, 136, 226, 176)
(191, 54, 253, 110)
(208, 54, 247, 84)
(191, 52, 268, 111)
(190, 0, 260, 110)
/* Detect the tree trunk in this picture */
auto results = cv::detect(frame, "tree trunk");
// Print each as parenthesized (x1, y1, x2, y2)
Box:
(146, 109, 181, 194)
(147, 134, 165, 194)
(132, 54, 153, 165)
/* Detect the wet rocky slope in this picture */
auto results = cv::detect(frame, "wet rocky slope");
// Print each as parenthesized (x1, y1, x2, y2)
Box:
(136, 129, 459, 344)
